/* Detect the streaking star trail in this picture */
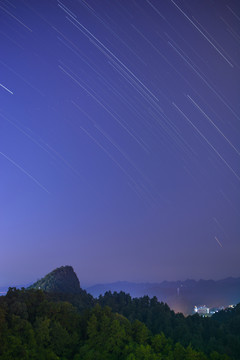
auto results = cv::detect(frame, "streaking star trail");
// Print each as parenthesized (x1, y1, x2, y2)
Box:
(0, 83, 13, 94)
(0, 151, 49, 194)
(0, 0, 239, 286)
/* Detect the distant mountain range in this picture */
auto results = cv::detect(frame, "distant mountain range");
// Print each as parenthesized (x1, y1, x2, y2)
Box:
(1, 268, 240, 315)
(85, 277, 240, 314)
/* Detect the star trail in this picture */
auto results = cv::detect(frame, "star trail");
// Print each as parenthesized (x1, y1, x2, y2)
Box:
(0, 0, 239, 286)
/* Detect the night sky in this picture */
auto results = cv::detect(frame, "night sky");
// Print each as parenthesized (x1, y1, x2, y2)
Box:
(1, 0, 239, 287)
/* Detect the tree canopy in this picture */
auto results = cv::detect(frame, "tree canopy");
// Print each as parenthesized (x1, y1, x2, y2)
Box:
(0, 288, 237, 359)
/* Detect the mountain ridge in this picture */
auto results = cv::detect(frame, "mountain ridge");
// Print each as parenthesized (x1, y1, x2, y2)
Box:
(85, 276, 240, 314)
(2, 268, 240, 315)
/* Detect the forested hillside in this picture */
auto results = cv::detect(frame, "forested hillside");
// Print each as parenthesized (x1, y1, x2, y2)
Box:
(98, 291, 240, 359)
(0, 288, 238, 359)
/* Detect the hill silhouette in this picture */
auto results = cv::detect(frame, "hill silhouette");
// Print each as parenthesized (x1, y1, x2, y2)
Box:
(28, 265, 81, 293)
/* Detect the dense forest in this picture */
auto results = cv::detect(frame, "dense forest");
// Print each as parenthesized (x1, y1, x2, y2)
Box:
(98, 291, 240, 359)
(0, 287, 239, 359)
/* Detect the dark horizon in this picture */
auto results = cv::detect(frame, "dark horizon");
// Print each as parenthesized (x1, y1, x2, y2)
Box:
(1, 266, 240, 289)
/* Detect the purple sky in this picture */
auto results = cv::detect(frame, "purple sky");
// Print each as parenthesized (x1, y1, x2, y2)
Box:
(0, 0, 239, 287)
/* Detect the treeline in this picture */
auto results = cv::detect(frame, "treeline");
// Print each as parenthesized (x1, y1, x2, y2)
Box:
(98, 291, 240, 359)
(0, 288, 230, 360)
